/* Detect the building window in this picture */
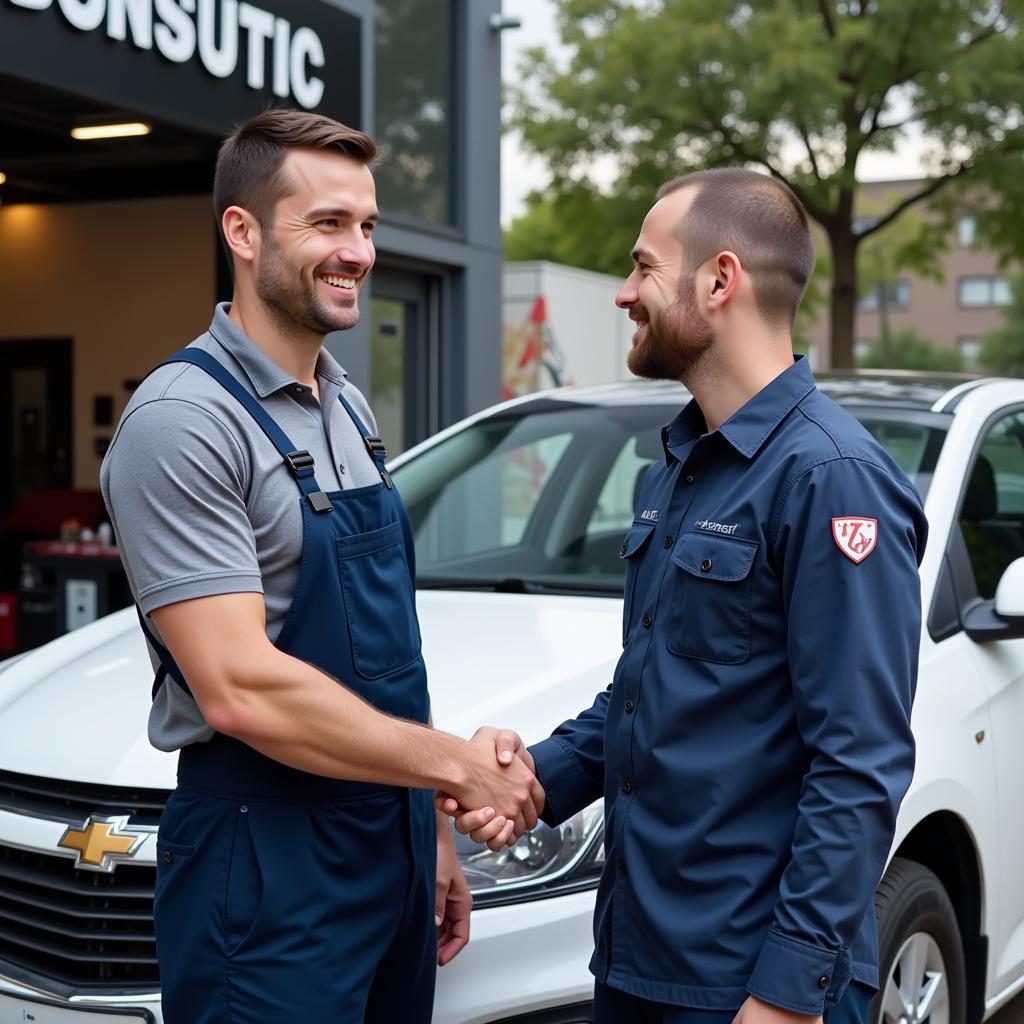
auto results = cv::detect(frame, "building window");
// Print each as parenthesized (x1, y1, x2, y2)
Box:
(854, 340, 874, 363)
(957, 215, 977, 248)
(958, 337, 982, 371)
(959, 276, 1013, 308)
(374, 0, 454, 225)
(857, 281, 910, 312)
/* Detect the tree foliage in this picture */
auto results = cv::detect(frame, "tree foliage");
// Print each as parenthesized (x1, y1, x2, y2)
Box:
(506, 0, 1024, 367)
(857, 329, 963, 372)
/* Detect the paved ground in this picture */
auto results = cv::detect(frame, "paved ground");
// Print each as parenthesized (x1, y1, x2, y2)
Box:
(990, 993, 1024, 1024)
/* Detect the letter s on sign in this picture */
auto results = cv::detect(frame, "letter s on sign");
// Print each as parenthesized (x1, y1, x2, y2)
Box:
(154, 0, 197, 63)
(290, 25, 324, 108)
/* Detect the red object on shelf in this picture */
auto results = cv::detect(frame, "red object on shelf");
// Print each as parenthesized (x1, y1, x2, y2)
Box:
(0, 592, 15, 654)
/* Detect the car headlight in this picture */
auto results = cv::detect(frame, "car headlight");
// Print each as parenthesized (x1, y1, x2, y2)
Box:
(456, 800, 605, 908)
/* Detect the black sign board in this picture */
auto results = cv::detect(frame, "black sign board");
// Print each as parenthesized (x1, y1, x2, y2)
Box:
(0, 0, 361, 137)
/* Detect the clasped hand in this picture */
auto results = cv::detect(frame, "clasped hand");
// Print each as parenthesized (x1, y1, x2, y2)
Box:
(436, 726, 544, 852)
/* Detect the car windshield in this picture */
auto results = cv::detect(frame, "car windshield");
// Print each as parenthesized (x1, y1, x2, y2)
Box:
(392, 400, 946, 596)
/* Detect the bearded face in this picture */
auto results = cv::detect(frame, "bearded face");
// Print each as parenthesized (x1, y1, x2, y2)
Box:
(627, 267, 714, 381)
(255, 228, 363, 337)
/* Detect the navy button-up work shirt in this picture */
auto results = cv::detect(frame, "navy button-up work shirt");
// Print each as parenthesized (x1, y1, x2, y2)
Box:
(529, 357, 927, 1014)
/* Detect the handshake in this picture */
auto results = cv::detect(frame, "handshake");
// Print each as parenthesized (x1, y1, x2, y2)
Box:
(436, 726, 545, 852)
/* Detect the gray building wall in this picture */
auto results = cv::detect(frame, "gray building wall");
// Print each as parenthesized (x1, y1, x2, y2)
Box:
(323, 0, 503, 436)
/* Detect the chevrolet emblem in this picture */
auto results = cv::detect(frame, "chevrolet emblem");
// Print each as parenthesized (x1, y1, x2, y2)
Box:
(57, 814, 146, 873)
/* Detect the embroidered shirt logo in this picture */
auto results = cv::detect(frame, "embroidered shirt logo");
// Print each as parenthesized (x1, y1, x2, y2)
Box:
(694, 519, 739, 536)
(640, 509, 660, 522)
(832, 517, 878, 564)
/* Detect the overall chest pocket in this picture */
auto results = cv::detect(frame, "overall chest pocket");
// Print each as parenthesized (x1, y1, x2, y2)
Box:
(666, 532, 758, 664)
(619, 521, 656, 645)
(337, 520, 422, 679)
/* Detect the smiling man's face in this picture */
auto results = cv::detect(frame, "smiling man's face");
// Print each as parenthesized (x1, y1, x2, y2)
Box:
(616, 186, 714, 381)
(255, 147, 379, 336)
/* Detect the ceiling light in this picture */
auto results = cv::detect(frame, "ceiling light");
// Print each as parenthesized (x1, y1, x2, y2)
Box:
(71, 122, 151, 141)
(0, 173, 6, 185)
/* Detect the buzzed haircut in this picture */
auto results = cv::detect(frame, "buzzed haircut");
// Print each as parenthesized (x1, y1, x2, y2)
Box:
(213, 108, 378, 247)
(656, 169, 815, 328)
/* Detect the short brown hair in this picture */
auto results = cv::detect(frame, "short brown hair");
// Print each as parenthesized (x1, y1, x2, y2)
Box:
(213, 108, 378, 242)
(656, 169, 814, 328)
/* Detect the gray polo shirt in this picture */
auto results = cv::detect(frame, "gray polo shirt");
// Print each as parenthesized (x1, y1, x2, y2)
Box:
(100, 303, 382, 752)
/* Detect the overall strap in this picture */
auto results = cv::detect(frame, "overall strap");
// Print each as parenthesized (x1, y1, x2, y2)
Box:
(136, 606, 193, 699)
(337, 390, 394, 490)
(160, 349, 334, 513)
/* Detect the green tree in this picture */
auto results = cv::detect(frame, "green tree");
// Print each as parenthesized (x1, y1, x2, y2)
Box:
(506, 0, 1024, 367)
(857, 329, 963, 372)
(980, 274, 1024, 375)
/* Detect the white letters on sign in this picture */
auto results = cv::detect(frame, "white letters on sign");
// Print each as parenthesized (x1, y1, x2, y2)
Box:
(4, 0, 328, 109)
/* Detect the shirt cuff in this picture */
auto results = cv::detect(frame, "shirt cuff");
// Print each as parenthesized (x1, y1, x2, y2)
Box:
(746, 929, 852, 1015)
(528, 736, 594, 828)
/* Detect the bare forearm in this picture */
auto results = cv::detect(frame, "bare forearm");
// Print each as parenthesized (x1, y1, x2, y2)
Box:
(205, 643, 467, 791)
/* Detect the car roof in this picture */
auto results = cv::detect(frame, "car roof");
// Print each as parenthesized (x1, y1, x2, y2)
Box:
(534, 371, 996, 413)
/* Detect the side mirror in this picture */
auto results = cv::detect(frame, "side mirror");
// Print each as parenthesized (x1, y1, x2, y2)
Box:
(995, 557, 1024, 618)
(964, 556, 1024, 642)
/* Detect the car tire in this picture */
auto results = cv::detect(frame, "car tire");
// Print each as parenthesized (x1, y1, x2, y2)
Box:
(872, 857, 967, 1024)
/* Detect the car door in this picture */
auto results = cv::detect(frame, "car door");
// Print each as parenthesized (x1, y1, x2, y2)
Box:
(957, 409, 1024, 995)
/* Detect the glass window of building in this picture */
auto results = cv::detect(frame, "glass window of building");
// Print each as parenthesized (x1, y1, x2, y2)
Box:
(959, 276, 1013, 307)
(854, 340, 874, 364)
(993, 277, 1014, 306)
(958, 337, 982, 371)
(374, 0, 453, 224)
(857, 281, 910, 312)
(957, 215, 977, 248)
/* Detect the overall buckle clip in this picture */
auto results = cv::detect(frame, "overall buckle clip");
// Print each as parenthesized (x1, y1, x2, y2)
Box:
(285, 450, 315, 474)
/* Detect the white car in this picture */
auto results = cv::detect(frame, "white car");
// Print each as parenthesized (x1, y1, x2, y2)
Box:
(1, 373, 1024, 1024)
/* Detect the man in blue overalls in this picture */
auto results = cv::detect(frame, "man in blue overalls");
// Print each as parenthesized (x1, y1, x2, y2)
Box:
(450, 170, 926, 1024)
(101, 109, 543, 1023)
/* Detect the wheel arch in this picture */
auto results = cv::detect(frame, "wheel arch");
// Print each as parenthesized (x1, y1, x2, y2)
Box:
(893, 811, 987, 1024)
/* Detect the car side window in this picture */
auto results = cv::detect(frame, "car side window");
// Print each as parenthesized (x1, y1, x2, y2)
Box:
(585, 437, 655, 539)
(960, 412, 1024, 600)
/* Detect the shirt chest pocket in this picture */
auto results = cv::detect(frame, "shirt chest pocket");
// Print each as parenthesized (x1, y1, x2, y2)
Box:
(666, 532, 759, 664)
(619, 521, 656, 645)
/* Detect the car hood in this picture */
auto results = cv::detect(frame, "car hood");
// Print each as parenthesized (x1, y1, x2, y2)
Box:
(0, 593, 623, 790)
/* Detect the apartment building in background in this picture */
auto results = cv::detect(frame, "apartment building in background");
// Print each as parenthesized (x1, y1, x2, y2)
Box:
(804, 179, 1017, 370)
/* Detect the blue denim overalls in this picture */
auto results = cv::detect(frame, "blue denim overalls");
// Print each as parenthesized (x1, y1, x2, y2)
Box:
(138, 349, 436, 1023)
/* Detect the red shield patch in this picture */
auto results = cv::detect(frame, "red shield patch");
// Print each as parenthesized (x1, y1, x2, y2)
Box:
(831, 517, 878, 564)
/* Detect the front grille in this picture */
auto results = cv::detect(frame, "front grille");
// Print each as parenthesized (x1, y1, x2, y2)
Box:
(0, 771, 169, 990)
(0, 770, 168, 829)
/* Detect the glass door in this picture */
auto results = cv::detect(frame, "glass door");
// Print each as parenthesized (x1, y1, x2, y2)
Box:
(369, 268, 439, 455)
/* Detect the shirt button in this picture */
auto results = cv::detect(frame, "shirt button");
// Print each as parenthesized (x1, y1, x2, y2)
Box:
(621, 780, 633, 794)
(162, 850, 173, 864)
(293, 386, 303, 394)
(664, 535, 674, 548)
(818, 976, 830, 989)
(685, 474, 695, 485)
(700, 558, 712, 572)
(642, 613, 653, 629)
(625, 699, 635, 713)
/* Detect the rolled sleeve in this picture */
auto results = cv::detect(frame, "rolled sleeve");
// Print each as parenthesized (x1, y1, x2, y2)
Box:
(752, 457, 926, 1012)
(529, 687, 610, 828)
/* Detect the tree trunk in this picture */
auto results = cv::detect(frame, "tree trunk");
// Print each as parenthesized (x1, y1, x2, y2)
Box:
(829, 229, 859, 370)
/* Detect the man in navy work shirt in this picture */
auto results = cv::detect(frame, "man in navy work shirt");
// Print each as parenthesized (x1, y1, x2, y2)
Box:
(101, 110, 544, 1023)
(449, 169, 926, 1024)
